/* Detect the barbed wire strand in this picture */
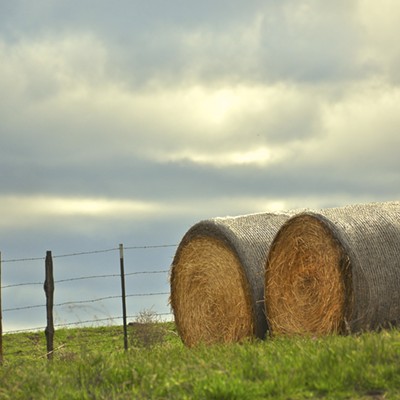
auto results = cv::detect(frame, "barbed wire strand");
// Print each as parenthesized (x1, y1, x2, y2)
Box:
(2, 256, 45, 263)
(1, 269, 170, 290)
(53, 247, 118, 258)
(125, 244, 177, 250)
(52, 292, 169, 308)
(1, 244, 177, 263)
(2, 318, 176, 357)
(1, 282, 43, 289)
(0, 244, 176, 355)
(3, 312, 173, 334)
(3, 291, 170, 313)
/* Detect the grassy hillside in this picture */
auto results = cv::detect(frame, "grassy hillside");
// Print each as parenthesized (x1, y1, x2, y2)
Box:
(0, 324, 399, 399)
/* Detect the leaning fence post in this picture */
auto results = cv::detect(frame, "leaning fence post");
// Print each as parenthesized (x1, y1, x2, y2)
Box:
(119, 244, 128, 351)
(44, 250, 54, 360)
(0, 251, 3, 365)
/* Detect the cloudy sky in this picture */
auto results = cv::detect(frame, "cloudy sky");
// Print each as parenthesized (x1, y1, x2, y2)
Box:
(1, 0, 399, 332)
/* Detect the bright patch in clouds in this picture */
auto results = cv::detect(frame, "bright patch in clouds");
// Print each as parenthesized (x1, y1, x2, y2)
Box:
(161, 146, 288, 167)
(1, 30, 399, 175)
(0, 35, 317, 167)
(0, 195, 160, 228)
(195, 87, 249, 125)
(42, 197, 158, 216)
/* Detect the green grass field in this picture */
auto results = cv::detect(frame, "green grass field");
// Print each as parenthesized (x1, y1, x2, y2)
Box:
(0, 323, 399, 399)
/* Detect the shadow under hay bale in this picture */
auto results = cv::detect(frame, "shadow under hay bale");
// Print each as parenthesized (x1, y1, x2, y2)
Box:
(265, 201, 400, 336)
(170, 212, 295, 347)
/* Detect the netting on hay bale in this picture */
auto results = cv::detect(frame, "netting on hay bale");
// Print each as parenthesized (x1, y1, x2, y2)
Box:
(170, 212, 295, 347)
(265, 201, 400, 336)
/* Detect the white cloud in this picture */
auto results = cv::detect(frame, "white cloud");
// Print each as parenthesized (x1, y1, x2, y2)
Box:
(156, 146, 288, 167)
(299, 79, 400, 172)
(0, 34, 107, 101)
(0, 35, 320, 166)
(0, 195, 161, 229)
(0, 5, 399, 196)
(356, 0, 400, 81)
(0, 191, 370, 233)
(2, 31, 399, 179)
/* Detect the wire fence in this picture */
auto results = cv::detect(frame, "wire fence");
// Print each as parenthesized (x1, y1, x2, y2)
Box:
(0, 243, 178, 361)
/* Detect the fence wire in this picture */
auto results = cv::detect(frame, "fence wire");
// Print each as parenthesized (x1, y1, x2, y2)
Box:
(1, 269, 169, 290)
(1, 244, 177, 263)
(0, 243, 177, 351)
(4, 312, 174, 335)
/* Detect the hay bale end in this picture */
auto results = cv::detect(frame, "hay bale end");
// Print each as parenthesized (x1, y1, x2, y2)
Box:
(170, 212, 294, 346)
(265, 201, 400, 336)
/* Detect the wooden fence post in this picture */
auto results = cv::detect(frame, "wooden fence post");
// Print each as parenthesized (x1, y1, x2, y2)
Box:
(44, 250, 54, 360)
(0, 251, 3, 365)
(119, 244, 128, 351)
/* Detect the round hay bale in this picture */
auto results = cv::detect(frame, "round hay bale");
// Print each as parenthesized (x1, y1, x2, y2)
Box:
(265, 201, 400, 336)
(170, 212, 295, 347)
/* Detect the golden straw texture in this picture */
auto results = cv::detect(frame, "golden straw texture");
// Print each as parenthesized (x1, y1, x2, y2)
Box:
(170, 211, 295, 346)
(170, 236, 253, 347)
(265, 215, 351, 336)
(265, 201, 400, 335)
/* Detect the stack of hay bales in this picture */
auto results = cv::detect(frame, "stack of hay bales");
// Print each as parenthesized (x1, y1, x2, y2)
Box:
(170, 212, 296, 347)
(265, 201, 400, 336)
(171, 201, 400, 346)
